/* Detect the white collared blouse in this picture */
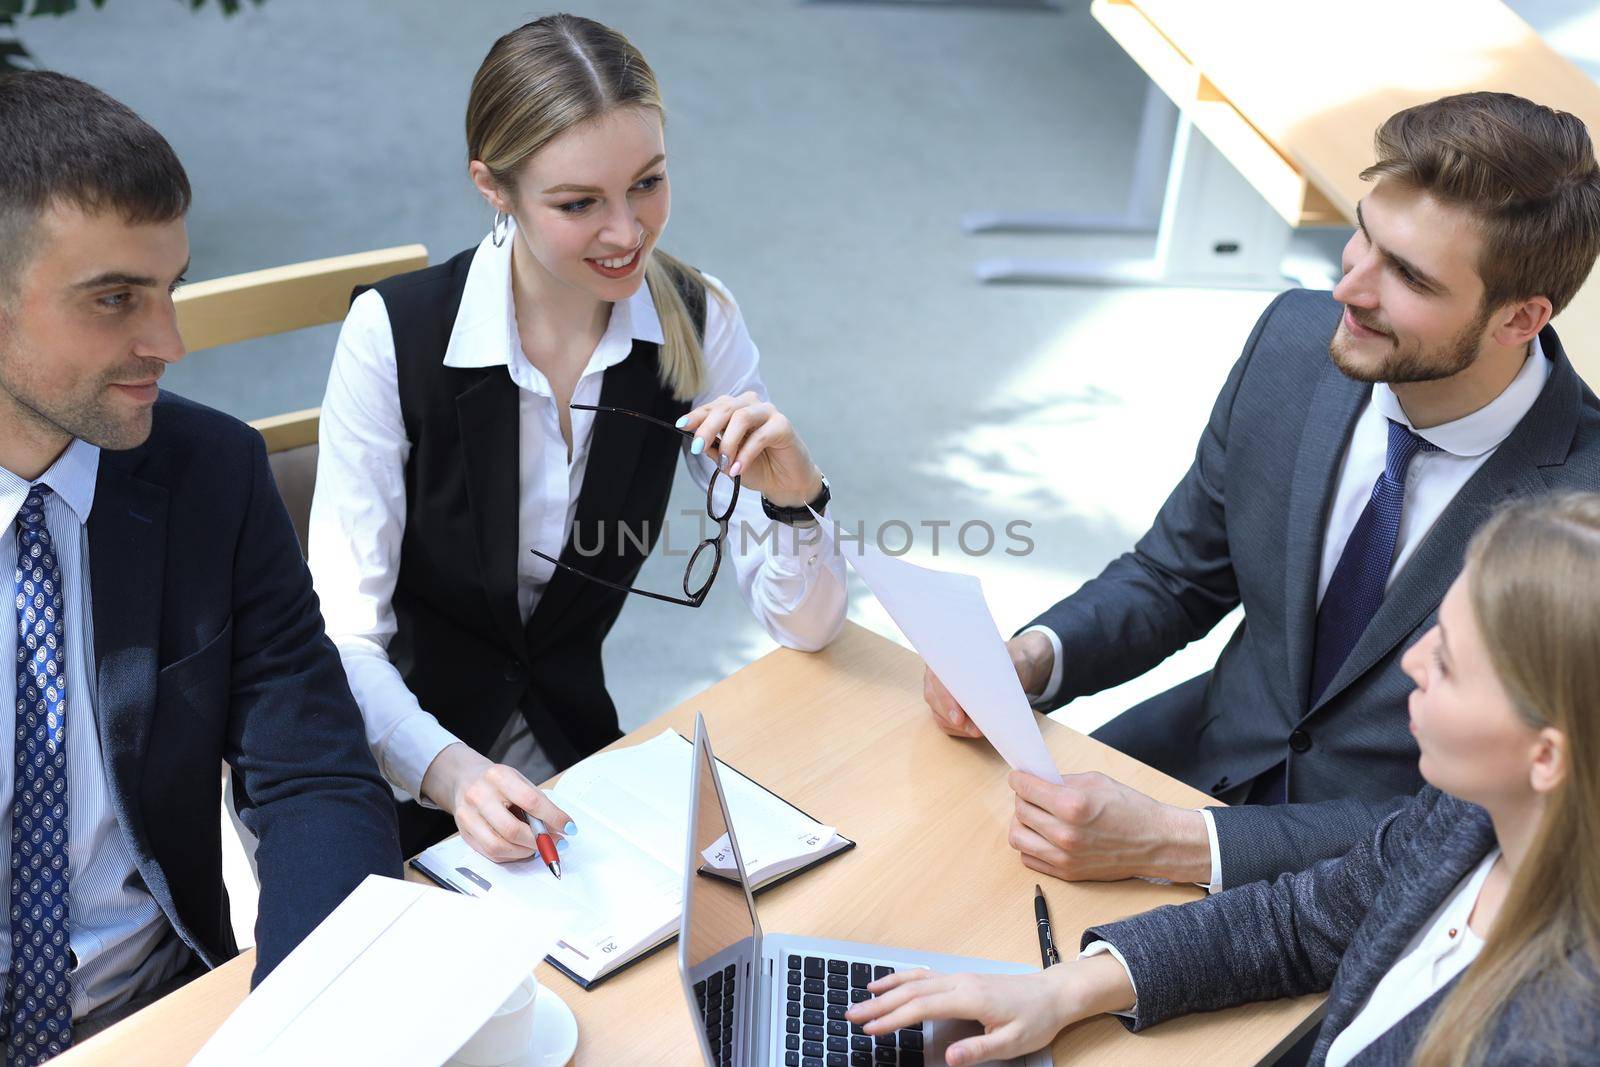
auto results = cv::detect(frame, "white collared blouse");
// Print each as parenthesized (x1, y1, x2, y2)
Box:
(308, 227, 847, 801)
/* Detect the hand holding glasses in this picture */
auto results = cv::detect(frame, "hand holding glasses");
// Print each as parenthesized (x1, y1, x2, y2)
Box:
(529, 403, 739, 607)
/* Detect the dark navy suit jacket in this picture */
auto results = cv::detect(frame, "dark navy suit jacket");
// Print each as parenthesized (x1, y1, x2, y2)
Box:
(88, 393, 401, 983)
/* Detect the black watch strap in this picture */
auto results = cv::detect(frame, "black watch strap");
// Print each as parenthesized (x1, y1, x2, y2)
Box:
(762, 476, 830, 526)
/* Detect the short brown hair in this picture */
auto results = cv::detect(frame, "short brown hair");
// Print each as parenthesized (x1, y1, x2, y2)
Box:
(1361, 92, 1600, 316)
(0, 70, 191, 299)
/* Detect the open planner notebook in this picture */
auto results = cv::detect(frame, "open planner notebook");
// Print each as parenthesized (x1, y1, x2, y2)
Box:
(412, 728, 854, 988)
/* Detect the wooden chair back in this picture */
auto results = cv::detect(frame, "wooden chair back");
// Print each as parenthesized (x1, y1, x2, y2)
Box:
(173, 245, 428, 552)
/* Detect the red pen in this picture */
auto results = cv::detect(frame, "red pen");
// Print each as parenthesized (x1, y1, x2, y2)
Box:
(530, 816, 562, 879)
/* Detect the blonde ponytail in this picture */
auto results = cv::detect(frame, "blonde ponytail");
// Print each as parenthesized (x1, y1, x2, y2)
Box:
(643, 249, 707, 401)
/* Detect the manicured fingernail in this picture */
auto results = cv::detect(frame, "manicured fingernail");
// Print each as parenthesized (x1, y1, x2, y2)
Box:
(556, 837, 570, 853)
(563, 821, 577, 836)
(728, 462, 742, 477)
(691, 438, 704, 455)
(675, 415, 688, 429)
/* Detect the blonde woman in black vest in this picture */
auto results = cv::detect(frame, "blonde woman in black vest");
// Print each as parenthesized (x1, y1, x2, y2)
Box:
(308, 15, 845, 858)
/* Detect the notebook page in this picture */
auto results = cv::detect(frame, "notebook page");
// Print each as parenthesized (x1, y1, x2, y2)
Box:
(557, 730, 839, 882)
(415, 799, 680, 982)
(414, 729, 845, 983)
(714, 767, 842, 883)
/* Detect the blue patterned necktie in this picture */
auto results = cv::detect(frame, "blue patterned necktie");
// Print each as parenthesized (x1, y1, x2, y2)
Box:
(6, 485, 71, 1064)
(1310, 419, 1440, 704)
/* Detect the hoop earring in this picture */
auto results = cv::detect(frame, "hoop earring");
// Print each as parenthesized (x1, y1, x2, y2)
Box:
(491, 211, 509, 248)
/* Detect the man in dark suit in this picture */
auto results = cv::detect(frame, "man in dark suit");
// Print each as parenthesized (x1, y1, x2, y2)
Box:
(0, 71, 400, 1061)
(924, 92, 1600, 891)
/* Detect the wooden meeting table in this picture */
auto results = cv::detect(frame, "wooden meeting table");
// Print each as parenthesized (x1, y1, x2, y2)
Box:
(55, 623, 1321, 1066)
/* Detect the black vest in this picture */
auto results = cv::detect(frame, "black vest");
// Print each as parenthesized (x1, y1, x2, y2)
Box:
(369, 245, 703, 851)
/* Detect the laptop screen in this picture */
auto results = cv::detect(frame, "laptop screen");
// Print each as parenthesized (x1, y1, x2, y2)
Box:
(680, 715, 763, 1066)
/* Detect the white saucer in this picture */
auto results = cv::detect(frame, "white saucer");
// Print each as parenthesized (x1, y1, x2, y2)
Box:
(445, 982, 579, 1067)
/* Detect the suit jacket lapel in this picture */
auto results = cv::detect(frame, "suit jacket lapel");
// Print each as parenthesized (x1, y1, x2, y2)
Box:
(527, 343, 663, 642)
(1321, 804, 1497, 1046)
(1314, 329, 1579, 710)
(87, 451, 169, 842)
(1283, 363, 1370, 713)
(455, 368, 526, 655)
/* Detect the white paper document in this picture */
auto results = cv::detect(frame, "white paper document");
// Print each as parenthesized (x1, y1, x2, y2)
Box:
(814, 510, 1063, 783)
(189, 875, 569, 1067)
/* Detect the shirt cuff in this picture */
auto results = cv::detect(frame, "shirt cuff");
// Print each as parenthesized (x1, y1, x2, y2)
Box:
(1197, 807, 1223, 893)
(382, 714, 466, 810)
(1078, 941, 1138, 1018)
(1021, 625, 1064, 708)
(760, 501, 834, 575)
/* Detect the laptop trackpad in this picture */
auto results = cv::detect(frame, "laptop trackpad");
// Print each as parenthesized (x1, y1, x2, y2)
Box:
(924, 1018, 1013, 1067)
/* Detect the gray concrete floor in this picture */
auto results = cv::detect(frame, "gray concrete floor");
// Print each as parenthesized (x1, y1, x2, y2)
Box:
(21, 0, 1600, 744)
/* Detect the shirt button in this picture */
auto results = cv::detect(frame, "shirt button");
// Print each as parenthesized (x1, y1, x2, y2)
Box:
(1289, 729, 1312, 754)
(807, 555, 818, 566)
(1448, 928, 1458, 939)
(502, 660, 526, 683)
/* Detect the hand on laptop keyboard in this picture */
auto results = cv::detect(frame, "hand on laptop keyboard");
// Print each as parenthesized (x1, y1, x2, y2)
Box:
(786, 955, 923, 1067)
(844, 963, 1122, 1066)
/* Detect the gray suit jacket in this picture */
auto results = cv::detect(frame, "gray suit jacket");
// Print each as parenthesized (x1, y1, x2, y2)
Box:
(1027, 289, 1600, 886)
(1082, 789, 1600, 1065)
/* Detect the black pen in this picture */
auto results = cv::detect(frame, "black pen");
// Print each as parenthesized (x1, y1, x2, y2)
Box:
(1034, 884, 1060, 968)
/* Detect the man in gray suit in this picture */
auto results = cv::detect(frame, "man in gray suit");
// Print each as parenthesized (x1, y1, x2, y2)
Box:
(924, 91, 1600, 890)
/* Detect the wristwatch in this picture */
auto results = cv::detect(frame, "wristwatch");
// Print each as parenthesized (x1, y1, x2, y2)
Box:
(761, 475, 830, 526)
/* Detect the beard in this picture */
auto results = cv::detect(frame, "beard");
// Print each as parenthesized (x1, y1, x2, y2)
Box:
(1329, 303, 1493, 385)
(0, 333, 164, 454)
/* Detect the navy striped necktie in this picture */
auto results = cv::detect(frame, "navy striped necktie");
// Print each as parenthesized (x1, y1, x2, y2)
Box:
(1311, 418, 1440, 704)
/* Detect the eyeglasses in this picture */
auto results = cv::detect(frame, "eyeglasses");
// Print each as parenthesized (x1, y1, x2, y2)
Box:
(529, 403, 740, 607)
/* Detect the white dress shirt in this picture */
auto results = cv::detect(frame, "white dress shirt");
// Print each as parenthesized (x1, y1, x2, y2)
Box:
(1028, 338, 1550, 891)
(309, 225, 847, 803)
(1080, 847, 1498, 1051)
(0, 442, 191, 1020)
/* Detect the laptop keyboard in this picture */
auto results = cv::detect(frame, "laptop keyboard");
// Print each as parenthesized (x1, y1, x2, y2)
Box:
(694, 963, 738, 1065)
(783, 954, 924, 1067)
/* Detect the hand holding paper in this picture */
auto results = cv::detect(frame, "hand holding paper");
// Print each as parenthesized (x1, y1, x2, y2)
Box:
(813, 509, 1062, 784)
(924, 629, 1055, 741)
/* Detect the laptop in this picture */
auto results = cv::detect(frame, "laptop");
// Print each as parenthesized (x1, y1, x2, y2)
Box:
(678, 714, 1053, 1067)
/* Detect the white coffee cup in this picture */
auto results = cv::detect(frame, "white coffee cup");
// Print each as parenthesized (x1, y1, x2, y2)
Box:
(452, 974, 538, 1066)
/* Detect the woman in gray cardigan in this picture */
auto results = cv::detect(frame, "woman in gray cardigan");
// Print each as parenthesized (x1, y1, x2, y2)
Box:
(849, 494, 1600, 1067)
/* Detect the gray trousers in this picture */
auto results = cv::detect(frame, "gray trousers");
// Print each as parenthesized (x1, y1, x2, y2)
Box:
(73, 956, 208, 1043)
